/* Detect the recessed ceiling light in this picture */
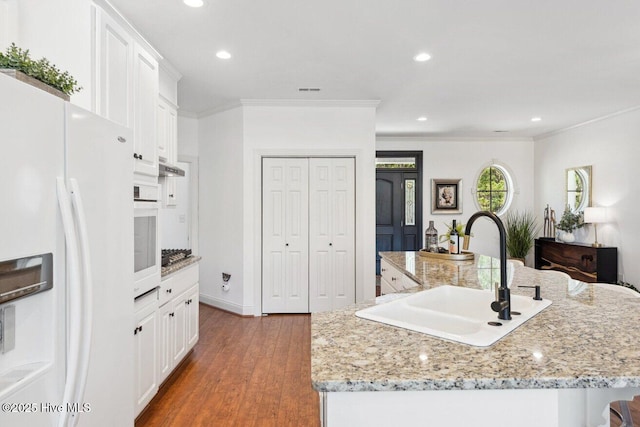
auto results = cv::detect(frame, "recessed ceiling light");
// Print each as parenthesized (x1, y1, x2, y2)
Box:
(417, 117, 427, 121)
(216, 50, 232, 60)
(183, 0, 204, 7)
(413, 53, 431, 62)
(531, 117, 542, 122)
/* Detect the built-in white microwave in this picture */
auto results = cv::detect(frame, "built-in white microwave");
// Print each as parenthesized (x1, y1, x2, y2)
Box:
(134, 184, 160, 297)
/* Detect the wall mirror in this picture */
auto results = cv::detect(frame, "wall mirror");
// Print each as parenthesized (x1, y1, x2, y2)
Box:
(566, 165, 592, 212)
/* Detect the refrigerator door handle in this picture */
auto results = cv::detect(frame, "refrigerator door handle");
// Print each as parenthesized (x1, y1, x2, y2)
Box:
(56, 177, 83, 427)
(68, 178, 94, 426)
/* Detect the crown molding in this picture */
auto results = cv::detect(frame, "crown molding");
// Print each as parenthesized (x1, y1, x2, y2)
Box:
(533, 105, 640, 141)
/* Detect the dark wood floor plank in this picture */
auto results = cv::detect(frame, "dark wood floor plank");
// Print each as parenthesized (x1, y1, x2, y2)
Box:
(136, 304, 320, 427)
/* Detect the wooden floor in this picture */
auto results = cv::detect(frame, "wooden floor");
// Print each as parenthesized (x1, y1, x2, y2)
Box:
(135, 304, 320, 427)
(137, 303, 640, 427)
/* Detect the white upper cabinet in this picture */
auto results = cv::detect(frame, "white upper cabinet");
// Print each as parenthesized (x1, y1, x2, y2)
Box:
(133, 44, 159, 177)
(157, 98, 169, 162)
(95, 10, 133, 128)
(158, 63, 181, 205)
(94, 5, 160, 177)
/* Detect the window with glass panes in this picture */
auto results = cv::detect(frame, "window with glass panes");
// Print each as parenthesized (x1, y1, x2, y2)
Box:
(476, 166, 509, 213)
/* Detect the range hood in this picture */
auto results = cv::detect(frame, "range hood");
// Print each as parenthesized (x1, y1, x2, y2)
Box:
(159, 162, 185, 177)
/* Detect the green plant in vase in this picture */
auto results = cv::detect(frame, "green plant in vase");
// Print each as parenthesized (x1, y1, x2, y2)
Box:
(556, 206, 584, 242)
(505, 210, 540, 264)
(0, 43, 82, 96)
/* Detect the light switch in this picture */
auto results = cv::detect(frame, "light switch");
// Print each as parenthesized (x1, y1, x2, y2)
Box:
(179, 214, 186, 223)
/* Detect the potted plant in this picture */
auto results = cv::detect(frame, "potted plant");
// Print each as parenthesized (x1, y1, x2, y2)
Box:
(505, 210, 540, 264)
(0, 43, 82, 100)
(556, 206, 584, 242)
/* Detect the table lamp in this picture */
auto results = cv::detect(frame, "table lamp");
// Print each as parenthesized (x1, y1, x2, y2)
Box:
(583, 207, 607, 247)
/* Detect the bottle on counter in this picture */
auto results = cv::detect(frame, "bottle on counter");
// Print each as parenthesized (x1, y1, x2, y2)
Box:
(449, 220, 460, 254)
(425, 221, 439, 252)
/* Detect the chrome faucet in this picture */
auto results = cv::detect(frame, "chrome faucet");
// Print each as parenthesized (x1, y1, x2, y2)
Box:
(464, 211, 512, 321)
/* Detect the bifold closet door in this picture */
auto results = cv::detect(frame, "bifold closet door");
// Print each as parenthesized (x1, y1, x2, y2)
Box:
(309, 158, 355, 312)
(262, 158, 309, 313)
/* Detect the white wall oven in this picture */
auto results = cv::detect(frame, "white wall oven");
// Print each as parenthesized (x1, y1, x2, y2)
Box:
(134, 183, 160, 297)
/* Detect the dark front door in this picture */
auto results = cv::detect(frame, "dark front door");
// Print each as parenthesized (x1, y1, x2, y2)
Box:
(375, 152, 422, 274)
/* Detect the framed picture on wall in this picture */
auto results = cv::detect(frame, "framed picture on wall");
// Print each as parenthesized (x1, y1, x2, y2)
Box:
(431, 179, 462, 214)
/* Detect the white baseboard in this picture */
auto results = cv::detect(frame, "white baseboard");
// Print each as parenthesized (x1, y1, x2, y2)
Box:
(199, 294, 255, 316)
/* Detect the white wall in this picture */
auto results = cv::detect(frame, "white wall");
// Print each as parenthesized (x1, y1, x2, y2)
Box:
(198, 101, 378, 315)
(178, 115, 199, 156)
(11, 0, 93, 109)
(198, 107, 245, 313)
(377, 137, 535, 261)
(244, 102, 378, 316)
(534, 108, 640, 286)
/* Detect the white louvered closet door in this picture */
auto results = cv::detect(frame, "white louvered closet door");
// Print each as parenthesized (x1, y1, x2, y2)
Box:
(309, 158, 355, 312)
(262, 158, 310, 313)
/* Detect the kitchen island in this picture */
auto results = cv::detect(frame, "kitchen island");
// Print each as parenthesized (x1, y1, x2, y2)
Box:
(311, 251, 640, 427)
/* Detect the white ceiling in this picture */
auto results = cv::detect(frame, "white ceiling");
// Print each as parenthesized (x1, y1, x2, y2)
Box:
(109, 0, 640, 138)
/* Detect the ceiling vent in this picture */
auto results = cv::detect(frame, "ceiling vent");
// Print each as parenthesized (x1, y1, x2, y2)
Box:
(298, 88, 321, 92)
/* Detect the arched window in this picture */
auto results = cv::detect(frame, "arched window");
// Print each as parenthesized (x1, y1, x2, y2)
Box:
(475, 163, 513, 215)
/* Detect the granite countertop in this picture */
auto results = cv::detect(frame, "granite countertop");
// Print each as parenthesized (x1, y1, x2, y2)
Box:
(161, 256, 201, 277)
(311, 251, 640, 393)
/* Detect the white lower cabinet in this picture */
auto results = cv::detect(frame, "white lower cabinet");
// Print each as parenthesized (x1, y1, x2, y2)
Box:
(156, 265, 199, 386)
(186, 284, 199, 349)
(380, 258, 419, 294)
(134, 290, 159, 417)
(135, 264, 200, 417)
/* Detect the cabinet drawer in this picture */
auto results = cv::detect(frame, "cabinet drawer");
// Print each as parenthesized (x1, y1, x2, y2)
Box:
(160, 263, 199, 306)
(380, 259, 403, 289)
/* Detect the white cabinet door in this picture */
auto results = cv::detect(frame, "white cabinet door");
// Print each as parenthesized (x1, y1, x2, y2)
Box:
(157, 302, 172, 385)
(186, 284, 199, 350)
(95, 10, 133, 128)
(262, 158, 309, 313)
(380, 258, 403, 294)
(309, 158, 355, 312)
(134, 302, 158, 417)
(172, 292, 187, 366)
(133, 44, 158, 177)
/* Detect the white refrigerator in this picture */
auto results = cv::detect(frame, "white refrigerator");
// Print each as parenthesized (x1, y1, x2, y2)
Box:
(0, 74, 135, 426)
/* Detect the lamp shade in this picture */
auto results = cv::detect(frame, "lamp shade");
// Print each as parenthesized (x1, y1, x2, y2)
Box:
(583, 207, 607, 223)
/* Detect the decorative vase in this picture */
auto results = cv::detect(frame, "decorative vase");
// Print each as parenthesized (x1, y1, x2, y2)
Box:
(561, 231, 575, 243)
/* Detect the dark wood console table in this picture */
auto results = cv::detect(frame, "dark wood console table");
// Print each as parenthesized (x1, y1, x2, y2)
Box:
(534, 238, 618, 284)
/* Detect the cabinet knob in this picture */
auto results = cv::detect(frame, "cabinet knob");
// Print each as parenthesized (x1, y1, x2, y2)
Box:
(133, 153, 139, 159)
(169, 194, 174, 198)
(391, 277, 397, 281)
(139, 154, 143, 160)
(381, 268, 386, 272)
(329, 243, 333, 246)
(167, 289, 172, 294)
(285, 243, 289, 247)
(117, 136, 126, 143)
